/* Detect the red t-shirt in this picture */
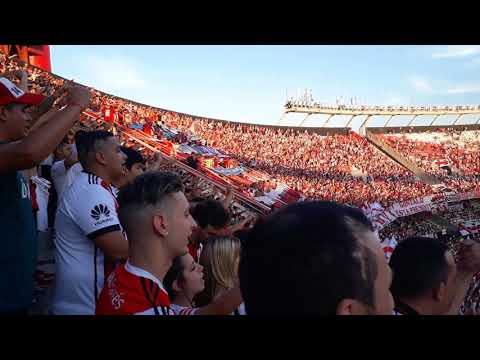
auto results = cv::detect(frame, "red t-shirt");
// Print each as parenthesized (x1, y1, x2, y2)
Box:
(96, 262, 174, 315)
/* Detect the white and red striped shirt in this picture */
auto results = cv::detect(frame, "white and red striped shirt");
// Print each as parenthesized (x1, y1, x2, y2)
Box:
(96, 261, 175, 315)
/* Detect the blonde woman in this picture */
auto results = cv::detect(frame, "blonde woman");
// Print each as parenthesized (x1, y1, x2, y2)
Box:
(197, 236, 246, 315)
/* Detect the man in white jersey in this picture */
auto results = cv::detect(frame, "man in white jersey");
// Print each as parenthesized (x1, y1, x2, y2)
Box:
(50, 139, 78, 200)
(50, 130, 128, 315)
(62, 130, 88, 192)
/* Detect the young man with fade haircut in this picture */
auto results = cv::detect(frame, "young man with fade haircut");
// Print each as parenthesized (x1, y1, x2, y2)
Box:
(95, 171, 198, 315)
(0, 74, 90, 314)
(389, 236, 480, 315)
(239, 201, 395, 315)
(50, 130, 128, 315)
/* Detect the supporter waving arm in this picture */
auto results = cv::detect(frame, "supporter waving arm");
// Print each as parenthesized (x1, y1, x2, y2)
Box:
(447, 241, 480, 315)
(221, 184, 234, 210)
(0, 86, 91, 174)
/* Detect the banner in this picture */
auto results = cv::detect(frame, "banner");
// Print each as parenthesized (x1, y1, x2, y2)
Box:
(212, 167, 245, 177)
(365, 189, 480, 232)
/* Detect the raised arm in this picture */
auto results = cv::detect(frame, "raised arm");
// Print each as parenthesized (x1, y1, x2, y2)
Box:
(0, 86, 91, 174)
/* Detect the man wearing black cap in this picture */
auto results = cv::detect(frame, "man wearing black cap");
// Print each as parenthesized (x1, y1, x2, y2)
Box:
(0, 75, 91, 314)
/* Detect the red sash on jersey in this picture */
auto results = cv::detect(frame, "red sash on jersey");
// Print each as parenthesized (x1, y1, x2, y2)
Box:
(99, 179, 121, 280)
(29, 180, 39, 212)
(96, 265, 172, 315)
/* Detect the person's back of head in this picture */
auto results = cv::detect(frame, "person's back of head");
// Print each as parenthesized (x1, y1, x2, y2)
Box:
(239, 201, 394, 315)
(191, 199, 231, 237)
(77, 130, 126, 182)
(389, 236, 456, 315)
(197, 236, 241, 306)
(118, 171, 197, 260)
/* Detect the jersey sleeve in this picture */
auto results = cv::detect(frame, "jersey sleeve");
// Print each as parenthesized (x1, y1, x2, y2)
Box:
(70, 186, 121, 239)
(51, 160, 66, 180)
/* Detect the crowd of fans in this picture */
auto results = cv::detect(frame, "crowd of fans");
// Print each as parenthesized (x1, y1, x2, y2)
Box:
(381, 128, 480, 181)
(154, 118, 439, 208)
(379, 212, 447, 243)
(2, 52, 480, 316)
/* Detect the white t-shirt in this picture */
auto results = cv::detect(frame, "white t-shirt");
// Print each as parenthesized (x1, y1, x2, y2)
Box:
(51, 160, 68, 199)
(31, 176, 51, 232)
(64, 162, 83, 191)
(50, 171, 123, 315)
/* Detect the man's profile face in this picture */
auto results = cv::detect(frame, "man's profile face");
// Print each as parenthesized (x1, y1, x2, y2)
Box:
(362, 230, 395, 315)
(165, 192, 198, 258)
(101, 137, 127, 179)
(129, 162, 145, 181)
(0, 103, 31, 141)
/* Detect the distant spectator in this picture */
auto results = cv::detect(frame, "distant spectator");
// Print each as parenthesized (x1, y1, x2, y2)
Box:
(390, 237, 480, 315)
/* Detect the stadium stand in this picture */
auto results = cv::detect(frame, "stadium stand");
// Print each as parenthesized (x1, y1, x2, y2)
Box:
(1, 49, 480, 315)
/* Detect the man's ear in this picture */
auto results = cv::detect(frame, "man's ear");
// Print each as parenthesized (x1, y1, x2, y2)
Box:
(336, 299, 368, 315)
(153, 213, 169, 237)
(433, 282, 445, 302)
(95, 150, 108, 166)
(0, 106, 9, 122)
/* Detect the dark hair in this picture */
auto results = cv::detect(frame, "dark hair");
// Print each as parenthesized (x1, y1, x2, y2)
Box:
(233, 229, 250, 246)
(164, 256, 185, 301)
(74, 130, 87, 144)
(117, 171, 184, 238)
(239, 201, 377, 316)
(390, 236, 449, 300)
(191, 199, 230, 230)
(77, 130, 114, 169)
(121, 146, 146, 170)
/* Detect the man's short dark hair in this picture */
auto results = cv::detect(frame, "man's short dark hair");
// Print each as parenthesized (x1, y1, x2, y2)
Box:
(389, 236, 449, 300)
(117, 171, 184, 239)
(190, 199, 230, 230)
(121, 146, 146, 170)
(77, 130, 114, 169)
(239, 201, 377, 316)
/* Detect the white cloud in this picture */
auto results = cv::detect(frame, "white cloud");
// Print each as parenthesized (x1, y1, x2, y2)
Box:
(409, 76, 432, 93)
(444, 85, 480, 94)
(432, 45, 480, 59)
(82, 55, 148, 92)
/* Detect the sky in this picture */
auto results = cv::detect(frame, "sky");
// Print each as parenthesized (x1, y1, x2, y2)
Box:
(50, 45, 480, 129)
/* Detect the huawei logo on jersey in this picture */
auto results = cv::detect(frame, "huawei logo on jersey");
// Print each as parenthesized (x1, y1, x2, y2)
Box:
(91, 204, 111, 221)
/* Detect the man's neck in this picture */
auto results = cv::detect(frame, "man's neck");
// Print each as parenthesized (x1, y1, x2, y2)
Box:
(129, 242, 172, 284)
(396, 296, 437, 315)
(84, 165, 113, 184)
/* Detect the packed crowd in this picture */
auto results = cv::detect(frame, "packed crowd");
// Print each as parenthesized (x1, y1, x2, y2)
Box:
(381, 128, 480, 178)
(379, 212, 447, 243)
(4, 54, 479, 210)
(155, 118, 438, 208)
(438, 202, 480, 235)
(3, 52, 480, 316)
